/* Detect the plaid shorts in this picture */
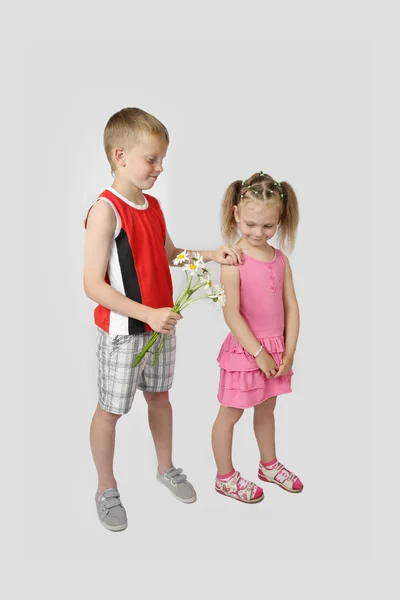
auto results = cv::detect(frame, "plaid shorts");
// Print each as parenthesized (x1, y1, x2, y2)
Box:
(96, 328, 176, 415)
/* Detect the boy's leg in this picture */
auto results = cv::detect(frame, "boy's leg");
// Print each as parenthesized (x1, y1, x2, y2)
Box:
(92, 329, 146, 530)
(141, 333, 196, 503)
(143, 391, 173, 474)
(144, 390, 196, 503)
(90, 404, 121, 493)
(90, 405, 128, 531)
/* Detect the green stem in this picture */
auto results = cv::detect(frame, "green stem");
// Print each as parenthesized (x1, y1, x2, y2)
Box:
(179, 295, 211, 311)
(174, 271, 190, 306)
(133, 331, 160, 367)
(152, 335, 166, 366)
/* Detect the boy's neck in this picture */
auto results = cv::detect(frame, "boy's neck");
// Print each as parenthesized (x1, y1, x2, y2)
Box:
(110, 178, 146, 206)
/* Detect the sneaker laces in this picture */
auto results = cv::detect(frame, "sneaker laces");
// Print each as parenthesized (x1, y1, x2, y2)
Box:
(165, 467, 188, 485)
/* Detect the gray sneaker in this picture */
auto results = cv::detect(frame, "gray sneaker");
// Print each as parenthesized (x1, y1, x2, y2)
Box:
(157, 467, 197, 503)
(95, 488, 128, 531)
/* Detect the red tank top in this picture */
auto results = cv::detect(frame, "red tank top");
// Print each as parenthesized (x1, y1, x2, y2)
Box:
(86, 187, 173, 334)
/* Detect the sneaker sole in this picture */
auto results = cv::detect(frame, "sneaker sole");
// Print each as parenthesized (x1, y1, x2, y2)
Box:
(215, 488, 264, 504)
(98, 517, 128, 532)
(157, 478, 197, 503)
(258, 473, 303, 494)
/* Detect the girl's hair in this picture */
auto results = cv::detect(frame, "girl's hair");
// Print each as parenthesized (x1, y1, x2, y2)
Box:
(104, 107, 169, 174)
(221, 171, 300, 253)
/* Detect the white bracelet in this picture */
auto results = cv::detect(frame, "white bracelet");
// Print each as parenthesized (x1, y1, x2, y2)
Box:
(253, 344, 263, 358)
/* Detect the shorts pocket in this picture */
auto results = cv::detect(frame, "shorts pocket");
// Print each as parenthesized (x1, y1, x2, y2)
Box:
(109, 334, 132, 356)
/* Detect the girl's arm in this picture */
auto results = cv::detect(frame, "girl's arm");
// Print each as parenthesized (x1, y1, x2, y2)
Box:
(221, 265, 278, 378)
(282, 255, 300, 357)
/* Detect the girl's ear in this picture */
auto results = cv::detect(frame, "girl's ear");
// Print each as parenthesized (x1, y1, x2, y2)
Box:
(233, 205, 240, 223)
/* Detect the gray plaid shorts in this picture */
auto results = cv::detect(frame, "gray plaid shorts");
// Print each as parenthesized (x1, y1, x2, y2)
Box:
(96, 328, 176, 415)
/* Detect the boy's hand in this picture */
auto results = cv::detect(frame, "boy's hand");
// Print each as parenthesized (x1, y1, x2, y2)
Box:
(256, 349, 278, 379)
(274, 352, 294, 378)
(213, 245, 243, 265)
(146, 308, 182, 335)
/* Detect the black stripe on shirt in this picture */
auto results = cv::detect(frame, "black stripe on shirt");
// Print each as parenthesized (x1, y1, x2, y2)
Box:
(115, 228, 146, 334)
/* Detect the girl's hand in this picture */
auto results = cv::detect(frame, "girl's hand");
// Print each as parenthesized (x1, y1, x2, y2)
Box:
(256, 349, 278, 379)
(274, 352, 294, 378)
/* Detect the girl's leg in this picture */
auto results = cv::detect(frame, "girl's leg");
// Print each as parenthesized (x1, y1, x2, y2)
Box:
(253, 396, 277, 463)
(211, 405, 244, 474)
(90, 404, 122, 493)
(254, 396, 304, 493)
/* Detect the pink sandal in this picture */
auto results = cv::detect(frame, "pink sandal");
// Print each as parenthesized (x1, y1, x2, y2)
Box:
(258, 461, 303, 493)
(215, 471, 264, 503)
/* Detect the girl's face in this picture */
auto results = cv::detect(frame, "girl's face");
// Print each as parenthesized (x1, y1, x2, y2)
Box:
(234, 200, 280, 247)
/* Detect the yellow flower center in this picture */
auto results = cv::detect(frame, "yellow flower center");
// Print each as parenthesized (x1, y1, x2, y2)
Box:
(189, 264, 196, 270)
(177, 253, 185, 259)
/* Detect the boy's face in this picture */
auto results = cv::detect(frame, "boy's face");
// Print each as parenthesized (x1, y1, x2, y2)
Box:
(234, 201, 280, 247)
(116, 134, 168, 190)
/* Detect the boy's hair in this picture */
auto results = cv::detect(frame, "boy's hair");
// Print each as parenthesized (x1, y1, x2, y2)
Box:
(104, 107, 170, 173)
(221, 171, 300, 253)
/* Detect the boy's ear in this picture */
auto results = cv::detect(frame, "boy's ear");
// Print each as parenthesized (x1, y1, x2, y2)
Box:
(114, 147, 126, 167)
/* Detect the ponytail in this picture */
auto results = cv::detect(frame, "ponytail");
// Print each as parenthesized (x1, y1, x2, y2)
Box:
(278, 181, 299, 253)
(221, 180, 242, 243)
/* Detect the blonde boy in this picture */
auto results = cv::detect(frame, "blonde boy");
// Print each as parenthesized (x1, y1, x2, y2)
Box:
(84, 107, 241, 531)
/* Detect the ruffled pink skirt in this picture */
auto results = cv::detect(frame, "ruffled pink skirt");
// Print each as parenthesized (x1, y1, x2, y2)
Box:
(217, 332, 293, 408)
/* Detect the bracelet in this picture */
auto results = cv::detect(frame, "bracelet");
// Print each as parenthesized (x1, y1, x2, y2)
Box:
(253, 344, 263, 358)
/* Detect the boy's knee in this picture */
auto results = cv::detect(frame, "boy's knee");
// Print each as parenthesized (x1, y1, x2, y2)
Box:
(95, 404, 122, 424)
(144, 391, 170, 407)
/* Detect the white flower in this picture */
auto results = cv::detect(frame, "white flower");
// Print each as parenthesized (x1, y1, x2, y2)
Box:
(204, 279, 214, 293)
(199, 270, 211, 284)
(190, 251, 207, 269)
(211, 284, 226, 308)
(183, 261, 200, 277)
(173, 250, 189, 265)
(190, 251, 202, 262)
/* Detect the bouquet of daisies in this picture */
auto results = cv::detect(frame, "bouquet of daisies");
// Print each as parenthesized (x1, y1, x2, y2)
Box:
(133, 250, 226, 367)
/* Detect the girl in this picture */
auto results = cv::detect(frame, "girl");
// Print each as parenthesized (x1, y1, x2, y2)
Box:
(212, 171, 303, 503)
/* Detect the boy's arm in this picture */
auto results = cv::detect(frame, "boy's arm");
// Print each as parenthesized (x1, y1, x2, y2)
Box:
(84, 202, 180, 334)
(281, 254, 300, 356)
(165, 231, 242, 266)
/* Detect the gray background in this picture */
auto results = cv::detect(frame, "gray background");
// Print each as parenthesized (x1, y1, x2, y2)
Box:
(24, 40, 371, 561)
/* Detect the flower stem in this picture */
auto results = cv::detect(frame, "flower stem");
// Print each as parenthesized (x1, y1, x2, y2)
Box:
(179, 295, 210, 311)
(133, 331, 160, 367)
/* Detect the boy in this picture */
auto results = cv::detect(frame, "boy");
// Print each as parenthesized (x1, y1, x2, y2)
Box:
(84, 107, 242, 531)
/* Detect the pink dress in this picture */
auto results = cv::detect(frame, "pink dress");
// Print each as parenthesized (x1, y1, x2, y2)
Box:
(217, 248, 293, 408)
